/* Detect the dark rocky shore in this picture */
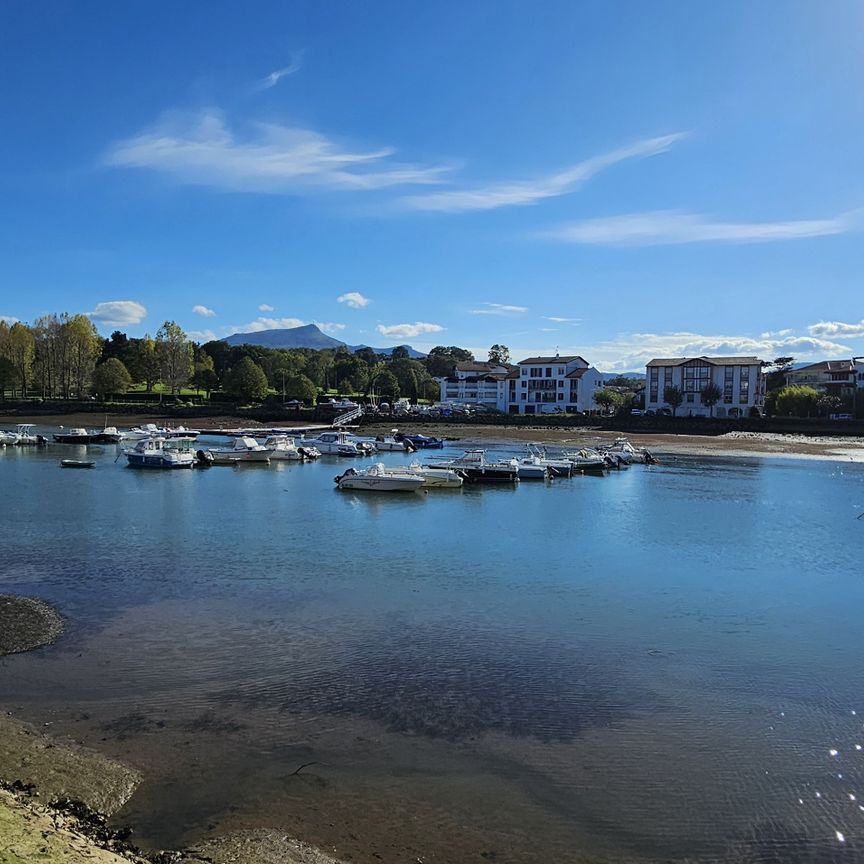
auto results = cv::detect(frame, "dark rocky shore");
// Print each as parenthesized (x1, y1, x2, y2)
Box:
(0, 594, 64, 656)
(0, 594, 345, 863)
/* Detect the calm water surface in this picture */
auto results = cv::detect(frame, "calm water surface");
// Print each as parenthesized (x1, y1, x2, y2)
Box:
(2, 430, 864, 863)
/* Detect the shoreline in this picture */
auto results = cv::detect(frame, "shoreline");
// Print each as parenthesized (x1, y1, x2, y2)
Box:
(3, 413, 864, 461)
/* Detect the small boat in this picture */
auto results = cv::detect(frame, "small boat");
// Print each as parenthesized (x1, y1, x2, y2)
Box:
(516, 459, 550, 480)
(125, 437, 195, 469)
(94, 425, 124, 444)
(206, 436, 273, 464)
(396, 433, 445, 449)
(301, 430, 376, 456)
(60, 459, 95, 469)
(373, 431, 414, 452)
(53, 427, 98, 444)
(335, 463, 425, 492)
(257, 434, 321, 461)
(405, 462, 464, 488)
(124, 423, 200, 441)
(523, 444, 573, 477)
(10, 424, 46, 446)
(562, 448, 608, 473)
(425, 449, 519, 484)
(601, 437, 658, 465)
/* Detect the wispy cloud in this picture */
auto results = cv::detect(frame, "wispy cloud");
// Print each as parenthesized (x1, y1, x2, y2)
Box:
(469, 303, 528, 316)
(188, 329, 217, 343)
(542, 210, 856, 246)
(808, 319, 864, 338)
(544, 316, 581, 324)
(337, 291, 371, 309)
(228, 316, 305, 334)
(256, 52, 304, 90)
(401, 132, 686, 213)
(0, 315, 19, 325)
(258, 303, 274, 312)
(106, 110, 450, 194)
(88, 300, 147, 326)
(376, 321, 445, 339)
(192, 304, 216, 317)
(315, 321, 346, 334)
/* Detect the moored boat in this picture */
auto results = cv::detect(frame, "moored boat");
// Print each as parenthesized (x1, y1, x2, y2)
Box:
(395, 432, 445, 449)
(206, 436, 272, 464)
(405, 461, 464, 488)
(335, 462, 425, 492)
(301, 430, 376, 456)
(425, 449, 519, 483)
(562, 448, 608, 473)
(125, 437, 195, 469)
(60, 459, 95, 469)
(53, 427, 98, 444)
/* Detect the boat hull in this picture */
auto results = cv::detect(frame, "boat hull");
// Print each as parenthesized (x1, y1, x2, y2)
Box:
(126, 453, 194, 469)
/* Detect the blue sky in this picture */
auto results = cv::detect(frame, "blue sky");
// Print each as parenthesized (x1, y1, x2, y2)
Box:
(1, 1, 862, 370)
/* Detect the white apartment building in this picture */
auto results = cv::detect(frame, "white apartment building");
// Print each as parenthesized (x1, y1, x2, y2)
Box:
(438, 361, 515, 409)
(785, 359, 863, 395)
(437, 355, 603, 414)
(645, 356, 766, 417)
(509, 355, 603, 415)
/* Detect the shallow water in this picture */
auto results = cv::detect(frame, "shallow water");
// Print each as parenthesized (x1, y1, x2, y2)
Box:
(2, 431, 864, 862)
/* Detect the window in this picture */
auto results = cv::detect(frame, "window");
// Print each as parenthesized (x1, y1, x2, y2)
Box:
(740, 366, 750, 403)
(649, 367, 659, 402)
(724, 366, 733, 403)
(557, 380, 564, 387)
(558, 367, 565, 375)
(545, 367, 552, 377)
(683, 364, 711, 395)
(530, 367, 542, 378)
(558, 392, 564, 400)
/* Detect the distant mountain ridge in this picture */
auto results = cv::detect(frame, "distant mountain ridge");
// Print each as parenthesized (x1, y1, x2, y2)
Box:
(222, 324, 426, 358)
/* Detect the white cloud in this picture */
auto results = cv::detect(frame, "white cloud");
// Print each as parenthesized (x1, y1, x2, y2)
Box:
(228, 316, 305, 334)
(188, 329, 218, 343)
(0, 315, 19, 325)
(88, 300, 147, 326)
(469, 303, 528, 316)
(106, 110, 450, 194)
(542, 210, 855, 246)
(258, 303, 274, 312)
(337, 291, 371, 309)
(808, 319, 864, 338)
(577, 330, 856, 372)
(401, 132, 687, 213)
(544, 316, 581, 324)
(192, 304, 216, 317)
(256, 53, 304, 90)
(376, 321, 445, 339)
(315, 321, 346, 334)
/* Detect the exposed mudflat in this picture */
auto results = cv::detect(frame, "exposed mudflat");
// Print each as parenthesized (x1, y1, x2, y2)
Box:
(0, 595, 64, 656)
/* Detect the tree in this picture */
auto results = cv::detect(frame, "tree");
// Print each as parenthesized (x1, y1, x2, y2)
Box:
(424, 346, 474, 378)
(765, 356, 795, 392)
(192, 354, 219, 396)
(224, 357, 269, 402)
(664, 385, 683, 417)
(593, 388, 620, 415)
(91, 358, 132, 399)
(389, 345, 410, 360)
(816, 394, 842, 417)
(700, 382, 722, 417)
(282, 373, 318, 404)
(775, 384, 820, 417)
(155, 321, 193, 396)
(128, 336, 161, 392)
(372, 369, 400, 401)
(64, 314, 101, 397)
(488, 344, 510, 365)
(3, 323, 35, 398)
(0, 356, 15, 399)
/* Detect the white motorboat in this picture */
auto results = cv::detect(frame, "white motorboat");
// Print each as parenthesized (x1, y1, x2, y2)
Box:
(301, 430, 376, 456)
(601, 437, 657, 464)
(125, 437, 195, 469)
(124, 423, 200, 441)
(516, 459, 550, 480)
(206, 436, 273, 464)
(10, 424, 45, 445)
(562, 447, 608, 473)
(334, 462, 425, 492)
(53, 427, 96, 444)
(372, 431, 413, 452)
(258, 434, 320, 461)
(524, 444, 573, 477)
(425, 449, 519, 484)
(405, 461, 464, 488)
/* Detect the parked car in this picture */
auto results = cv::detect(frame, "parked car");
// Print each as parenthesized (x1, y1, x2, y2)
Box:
(630, 409, 645, 416)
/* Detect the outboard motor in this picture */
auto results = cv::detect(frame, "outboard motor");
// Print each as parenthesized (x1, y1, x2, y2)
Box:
(195, 449, 214, 467)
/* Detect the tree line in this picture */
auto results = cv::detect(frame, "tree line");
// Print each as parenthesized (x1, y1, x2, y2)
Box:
(0, 315, 485, 405)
